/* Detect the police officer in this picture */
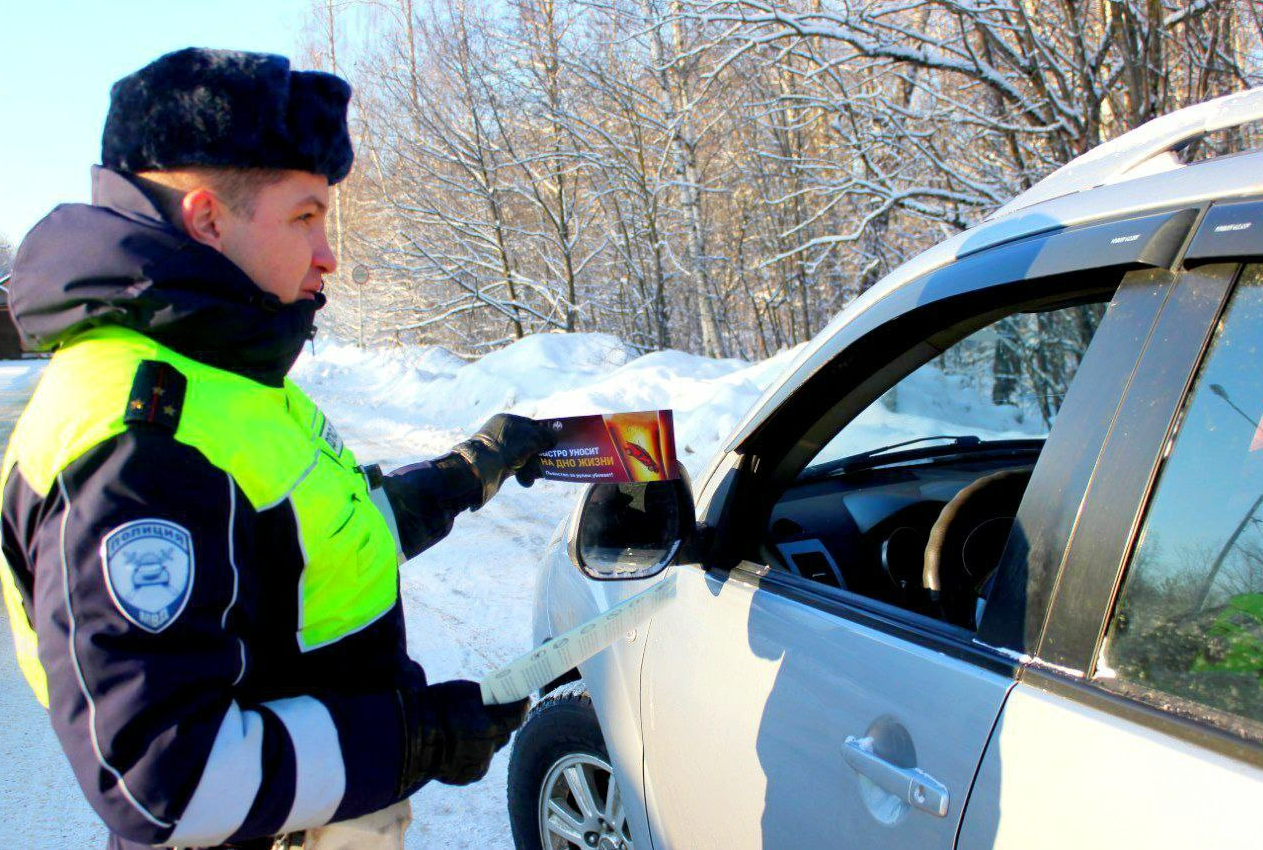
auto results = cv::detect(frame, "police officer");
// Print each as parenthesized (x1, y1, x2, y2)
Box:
(0, 48, 557, 849)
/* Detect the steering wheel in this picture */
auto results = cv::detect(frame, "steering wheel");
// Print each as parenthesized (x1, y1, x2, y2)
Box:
(922, 467, 1032, 628)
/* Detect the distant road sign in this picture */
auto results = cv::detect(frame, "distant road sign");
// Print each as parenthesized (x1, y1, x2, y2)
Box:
(351, 265, 370, 286)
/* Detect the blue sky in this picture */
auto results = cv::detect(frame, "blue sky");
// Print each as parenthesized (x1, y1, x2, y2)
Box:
(0, 0, 315, 245)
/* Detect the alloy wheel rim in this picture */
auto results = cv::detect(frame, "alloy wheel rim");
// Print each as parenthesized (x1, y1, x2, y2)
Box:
(537, 752, 632, 850)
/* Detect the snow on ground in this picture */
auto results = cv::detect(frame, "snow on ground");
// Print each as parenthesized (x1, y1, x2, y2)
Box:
(0, 331, 1035, 847)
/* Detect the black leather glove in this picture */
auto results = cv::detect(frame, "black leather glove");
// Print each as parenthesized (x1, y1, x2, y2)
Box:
(451, 414, 558, 507)
(398, 680, 529, 793)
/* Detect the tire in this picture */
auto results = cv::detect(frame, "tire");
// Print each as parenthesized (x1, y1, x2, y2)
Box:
(507, 683, 635, 850)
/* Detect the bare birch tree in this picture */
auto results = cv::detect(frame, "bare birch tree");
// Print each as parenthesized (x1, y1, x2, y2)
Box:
(301, 0, 1261, 360)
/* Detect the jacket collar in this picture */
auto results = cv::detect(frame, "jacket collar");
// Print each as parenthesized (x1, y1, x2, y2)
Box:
(90, 165, 169, 224)
(8, 167, 324, 387)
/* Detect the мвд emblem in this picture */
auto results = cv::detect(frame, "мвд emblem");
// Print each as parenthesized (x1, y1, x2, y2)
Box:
(100, 519, 195, 634)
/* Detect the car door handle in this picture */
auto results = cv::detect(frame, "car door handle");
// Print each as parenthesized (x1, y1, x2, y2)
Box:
(842, 736, 949, 817)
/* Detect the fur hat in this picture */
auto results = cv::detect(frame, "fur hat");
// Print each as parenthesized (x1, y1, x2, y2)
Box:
(102, 47, 354, 184)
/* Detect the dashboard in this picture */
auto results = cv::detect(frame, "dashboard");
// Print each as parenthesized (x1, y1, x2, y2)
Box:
(765, 451, 1040, 618)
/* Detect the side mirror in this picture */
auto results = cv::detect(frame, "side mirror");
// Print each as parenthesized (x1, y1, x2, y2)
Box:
(567, 468, 696, 581)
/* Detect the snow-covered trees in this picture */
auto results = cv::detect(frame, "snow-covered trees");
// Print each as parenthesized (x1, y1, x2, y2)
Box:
(0, 235, 13, 279)
(305, 0, 1263, 357)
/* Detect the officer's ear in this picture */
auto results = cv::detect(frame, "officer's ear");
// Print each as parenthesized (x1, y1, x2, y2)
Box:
(180, 188, 230, 250)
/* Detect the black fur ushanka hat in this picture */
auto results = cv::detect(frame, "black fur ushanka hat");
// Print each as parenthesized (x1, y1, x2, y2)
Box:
(102, 47, 353, 184)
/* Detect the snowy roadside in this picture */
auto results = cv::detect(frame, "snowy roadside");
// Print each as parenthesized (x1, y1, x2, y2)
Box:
(0, 334, 795, 848)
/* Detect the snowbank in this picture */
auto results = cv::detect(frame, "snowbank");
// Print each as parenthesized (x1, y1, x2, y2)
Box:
(293, 332, 803, 477)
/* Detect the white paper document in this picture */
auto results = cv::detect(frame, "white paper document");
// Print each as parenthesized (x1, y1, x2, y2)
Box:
(480, 572, 678, 705)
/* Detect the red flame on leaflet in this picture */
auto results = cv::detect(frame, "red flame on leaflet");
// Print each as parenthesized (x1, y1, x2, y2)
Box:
(625, 441, 660, 474)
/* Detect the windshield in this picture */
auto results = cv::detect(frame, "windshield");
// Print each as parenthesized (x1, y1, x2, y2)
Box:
(804, 301, 1106, 475)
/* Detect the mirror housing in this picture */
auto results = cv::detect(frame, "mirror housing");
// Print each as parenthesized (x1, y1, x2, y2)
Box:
(567, 467, 696, 581)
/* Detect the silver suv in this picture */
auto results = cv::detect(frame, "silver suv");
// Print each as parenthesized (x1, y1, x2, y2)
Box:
(508, 89, 1263, 849)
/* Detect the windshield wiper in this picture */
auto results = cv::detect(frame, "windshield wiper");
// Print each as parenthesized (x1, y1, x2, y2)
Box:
(801, 434, 1047, 480)
(836, 434, 980, 470)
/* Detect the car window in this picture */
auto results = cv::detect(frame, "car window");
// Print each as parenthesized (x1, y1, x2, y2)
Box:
(1098, 265, 1263, 727)
(805, 302, 1105, 472)
(765, 296, 1111, 632)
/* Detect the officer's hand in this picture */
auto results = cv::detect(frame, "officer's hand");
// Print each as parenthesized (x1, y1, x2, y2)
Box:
(453, 414, 558, 506)
(425, 680, 529, 786)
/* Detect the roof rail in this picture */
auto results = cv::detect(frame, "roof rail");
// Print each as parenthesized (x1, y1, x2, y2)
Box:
(988, 87, 1263, 220)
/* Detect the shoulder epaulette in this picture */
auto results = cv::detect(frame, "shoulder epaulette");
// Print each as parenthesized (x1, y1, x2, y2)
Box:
(124, 360, 187, 432)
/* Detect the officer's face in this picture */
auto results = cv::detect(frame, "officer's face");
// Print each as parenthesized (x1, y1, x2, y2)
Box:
(216, 171, 337, 304)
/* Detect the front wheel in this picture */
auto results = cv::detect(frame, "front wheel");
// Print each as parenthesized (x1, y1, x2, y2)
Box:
(507, 684, 635, 850)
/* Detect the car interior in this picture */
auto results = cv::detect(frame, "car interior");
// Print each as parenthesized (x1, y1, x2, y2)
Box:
(757, 296, 1111, 632)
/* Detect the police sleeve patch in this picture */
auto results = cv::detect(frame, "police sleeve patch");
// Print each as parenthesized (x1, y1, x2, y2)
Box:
(100, 519, 195, 634)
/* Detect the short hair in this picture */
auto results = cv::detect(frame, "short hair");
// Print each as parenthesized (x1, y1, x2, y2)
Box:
(133, 167, 288, 221)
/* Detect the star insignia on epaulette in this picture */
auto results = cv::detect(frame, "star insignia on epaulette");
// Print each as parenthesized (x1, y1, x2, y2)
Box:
(124, 361, 187, 433)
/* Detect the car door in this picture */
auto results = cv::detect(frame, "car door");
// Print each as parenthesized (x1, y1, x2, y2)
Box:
(959, 206, 1263, 848)
(640, 561, 1014, 849)
(637, 212, 1197, 849)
